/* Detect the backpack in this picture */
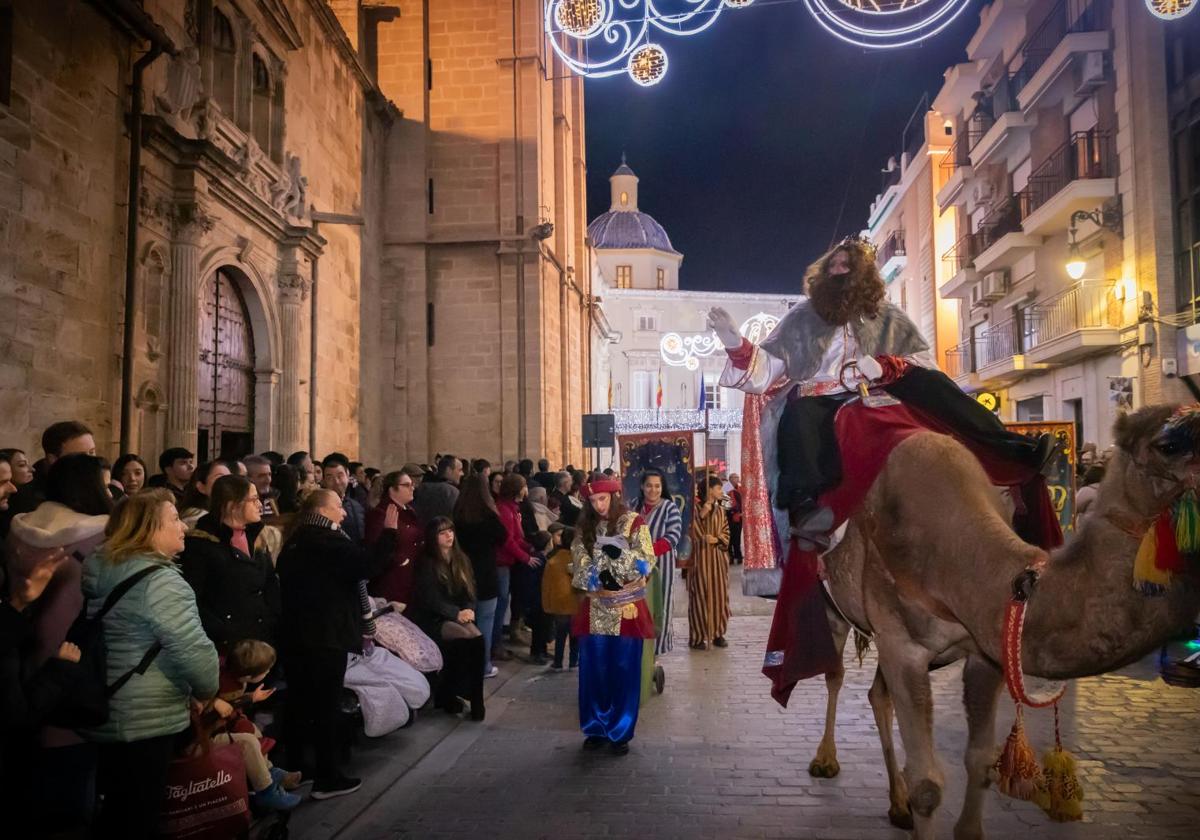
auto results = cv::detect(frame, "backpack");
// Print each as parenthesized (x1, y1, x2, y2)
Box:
(49, 564, 166, 730)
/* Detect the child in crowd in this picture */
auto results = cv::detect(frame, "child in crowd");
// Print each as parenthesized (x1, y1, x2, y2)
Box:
(527, 530, 553, 665)
(209, 639, 303, 812)
(541, 524, 580, 670)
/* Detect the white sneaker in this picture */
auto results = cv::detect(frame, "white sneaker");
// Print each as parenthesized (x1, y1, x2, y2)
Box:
(484, 665, 499, 679)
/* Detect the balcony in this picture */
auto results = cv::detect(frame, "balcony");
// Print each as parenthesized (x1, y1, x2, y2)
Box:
(612, 408, 742, 436)
(1011, 0, 1112, 113)
(967, 0, 1034, 62)
(940, 232, 981, 299)
(944, 343, 979, 390)
(974, 196, 1042, 274)
(1020, 129, 1117, 236)
(968, 76, 1034, 169)
(879, 229, 907, 280)
(975, 316, 1036, 387)
(937, 132, 974, 210)
(1024, 281, 1124, 365)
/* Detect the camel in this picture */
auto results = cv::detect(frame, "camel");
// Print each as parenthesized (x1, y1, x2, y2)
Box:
(799, 404, 1200, 840)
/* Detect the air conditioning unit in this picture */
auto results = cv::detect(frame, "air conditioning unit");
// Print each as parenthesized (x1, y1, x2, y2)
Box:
(980, 270, 1010, 302)
(1075, 51, 1106, 96)
(969, 283, 986, 309)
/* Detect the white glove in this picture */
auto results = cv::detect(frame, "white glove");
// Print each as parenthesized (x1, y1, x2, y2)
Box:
(857, 355, 883, 381)
(706, 307, 741, 349)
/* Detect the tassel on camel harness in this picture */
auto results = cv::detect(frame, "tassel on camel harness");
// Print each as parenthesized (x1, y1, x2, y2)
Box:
(1039, 703, 1084, 822)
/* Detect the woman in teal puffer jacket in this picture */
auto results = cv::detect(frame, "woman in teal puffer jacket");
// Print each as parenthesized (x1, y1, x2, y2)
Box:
(80, 489, 219, 839)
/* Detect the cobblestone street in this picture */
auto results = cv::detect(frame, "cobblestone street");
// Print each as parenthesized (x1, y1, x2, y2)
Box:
(291, 570, 1200, 840)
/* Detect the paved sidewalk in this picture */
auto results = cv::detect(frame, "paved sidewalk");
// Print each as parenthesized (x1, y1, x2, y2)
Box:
(289, 568, 1200, 840)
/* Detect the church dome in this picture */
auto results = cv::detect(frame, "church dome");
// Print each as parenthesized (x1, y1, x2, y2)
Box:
(587, 157, 680, 255)
(588, 210, 680, 254)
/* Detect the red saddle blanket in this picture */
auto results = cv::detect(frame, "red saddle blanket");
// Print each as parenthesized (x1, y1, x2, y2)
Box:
(763, 399, 1062, 707)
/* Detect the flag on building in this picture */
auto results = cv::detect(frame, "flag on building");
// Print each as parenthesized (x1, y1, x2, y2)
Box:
(656, 368, 663, 409)
(697, 371, 707, 411)
(607, 368, 613, 410)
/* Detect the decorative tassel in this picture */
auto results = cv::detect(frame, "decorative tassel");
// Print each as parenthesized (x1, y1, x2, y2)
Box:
(994, 705, 1045, 802)
(1173, 490, 1200, 562)
(1133, 518, 1171, 595)
(1038, 704, 1084, 822)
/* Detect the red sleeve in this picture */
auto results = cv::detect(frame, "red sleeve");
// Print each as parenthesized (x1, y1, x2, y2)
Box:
(653, 538, 672, 556)
(874, 354, 910, 384)
(727, 337, 754, 370)
(497, 505, 533, 566)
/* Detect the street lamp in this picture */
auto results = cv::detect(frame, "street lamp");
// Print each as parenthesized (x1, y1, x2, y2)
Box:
(1064, 201, 1123, 281)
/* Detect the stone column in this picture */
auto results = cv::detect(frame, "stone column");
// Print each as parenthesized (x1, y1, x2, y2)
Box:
(276, 271, 310, 455)
(165, 203, 214, 451)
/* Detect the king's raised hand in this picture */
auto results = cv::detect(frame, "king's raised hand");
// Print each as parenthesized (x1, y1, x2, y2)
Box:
(707, 306, 741, 349)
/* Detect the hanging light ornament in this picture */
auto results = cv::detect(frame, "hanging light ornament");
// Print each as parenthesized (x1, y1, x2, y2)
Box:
(629, 43, 668, 86)
(555, 0, 605, 38)
(1144, 0, 1197, 20)
(802, 0, 974, 49)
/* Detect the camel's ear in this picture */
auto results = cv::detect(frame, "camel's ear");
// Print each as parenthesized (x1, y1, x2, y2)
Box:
(1113, 405, 1176, 453)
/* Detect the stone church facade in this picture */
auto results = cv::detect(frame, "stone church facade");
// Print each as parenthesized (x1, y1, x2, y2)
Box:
(0, 0, 592, 467)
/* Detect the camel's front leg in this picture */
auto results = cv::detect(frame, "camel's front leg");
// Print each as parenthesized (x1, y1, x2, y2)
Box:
(874, 633, 942, 840)
(953, 656, 1003, 840)
(809, 613, 849, 778)
(868, 666, 912, 830)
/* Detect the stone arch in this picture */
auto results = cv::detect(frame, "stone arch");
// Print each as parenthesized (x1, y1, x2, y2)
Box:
(133, 380, 167, 461)
(196, 246, 282, 456)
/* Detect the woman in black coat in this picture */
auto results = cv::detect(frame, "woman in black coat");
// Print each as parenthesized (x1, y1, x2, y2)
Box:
(275, 489, 396, 799)
(179, 474, 280, 651)
(408, 517, 485, 721)
(453, 474, 507, 677)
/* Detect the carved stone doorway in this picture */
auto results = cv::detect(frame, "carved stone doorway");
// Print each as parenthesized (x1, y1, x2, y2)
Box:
(197, 268, 256, 462)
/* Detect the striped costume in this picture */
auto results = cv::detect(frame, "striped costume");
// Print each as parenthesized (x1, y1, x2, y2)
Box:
(642, 497, 682, 656)
(686, 501, 731, 646)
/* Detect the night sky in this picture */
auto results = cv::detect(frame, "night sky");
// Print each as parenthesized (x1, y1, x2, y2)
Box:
(583, 1, 981, 294)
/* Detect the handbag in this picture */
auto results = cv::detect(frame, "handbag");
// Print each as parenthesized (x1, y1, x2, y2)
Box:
(158, 741, 250, 840)
(440, 619, 482, 640)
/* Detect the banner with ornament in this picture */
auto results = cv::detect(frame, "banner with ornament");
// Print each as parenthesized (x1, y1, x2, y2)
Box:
(1006, 421, 1077, 533)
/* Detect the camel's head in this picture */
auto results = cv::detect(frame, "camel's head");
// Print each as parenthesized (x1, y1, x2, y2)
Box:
(1114, 404, 1200, 503)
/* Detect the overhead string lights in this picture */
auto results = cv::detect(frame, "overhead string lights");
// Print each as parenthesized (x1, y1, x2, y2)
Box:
(545, 0, 977, 85)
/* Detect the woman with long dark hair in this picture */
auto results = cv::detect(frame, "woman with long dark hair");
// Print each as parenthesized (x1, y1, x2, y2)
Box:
(494, 474, 536, 663)
(179, 474, 279, 650)
(636, 468, 683, 688)
(407, 517, 486, 720)
(570, 478, 655, 756)
(453, 473, 507, 678)
(178, 460, 232, 528)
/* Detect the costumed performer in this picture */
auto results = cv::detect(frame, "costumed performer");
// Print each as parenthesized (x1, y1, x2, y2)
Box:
(637, 468, 683, 696)
(686, 474, 731, 650)
(570, 477, 656, 756)
(708, 237, 1059, 693)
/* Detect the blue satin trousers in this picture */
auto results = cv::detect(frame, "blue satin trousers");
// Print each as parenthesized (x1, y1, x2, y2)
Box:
(578, 634, 643, 744)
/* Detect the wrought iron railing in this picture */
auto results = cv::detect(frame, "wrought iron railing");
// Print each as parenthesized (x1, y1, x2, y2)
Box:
(1024, 281, 1120, 351)
(1008, 0, 1111, 97)
(1019, 129, 1115, 219)
(940, 131, 972, 179)
(979, 316, 1022, 367)
(976, 195, 1023, 253)
(944, 343, 972, 379)
(612, 408, 743, 435)
(942, 231, 981, 274)
(967, 105, 996, 152)
(879, 229, 906, 267)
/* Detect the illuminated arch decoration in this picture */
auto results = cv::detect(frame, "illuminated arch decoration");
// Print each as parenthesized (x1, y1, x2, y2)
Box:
(801, 1, 975, 50)
(1144, 0, 1196, 20)
(740, 312, 780, 344)
(660, 331, 722, 370)
(546, 0, 975, 84)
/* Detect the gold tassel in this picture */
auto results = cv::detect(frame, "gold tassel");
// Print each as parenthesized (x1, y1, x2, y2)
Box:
(1040, 746, 1084, 821)
(994, 706, 1044, 802)
(1132, 524, 1170, 595)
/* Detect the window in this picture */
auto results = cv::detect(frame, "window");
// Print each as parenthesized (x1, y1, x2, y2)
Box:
(630, 371, 653, 409)
(251, 54, 272, 156)
(1016, 396, 1045, 422)
(703, 373, 724, 409)
(616, 265, 632, 288)
(212, 8, 237, 118)
(636, 313, 658, 332)
(0, 1, 12, 107)
(656, 267, 665, 289)
(620, 191, 629, 207)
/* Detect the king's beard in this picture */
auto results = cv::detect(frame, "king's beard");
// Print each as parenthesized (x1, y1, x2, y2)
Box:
(809, 273, 860, 326)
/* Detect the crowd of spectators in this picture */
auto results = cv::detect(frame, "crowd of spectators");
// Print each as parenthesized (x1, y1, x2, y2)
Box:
(0, 421, 596, 838)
